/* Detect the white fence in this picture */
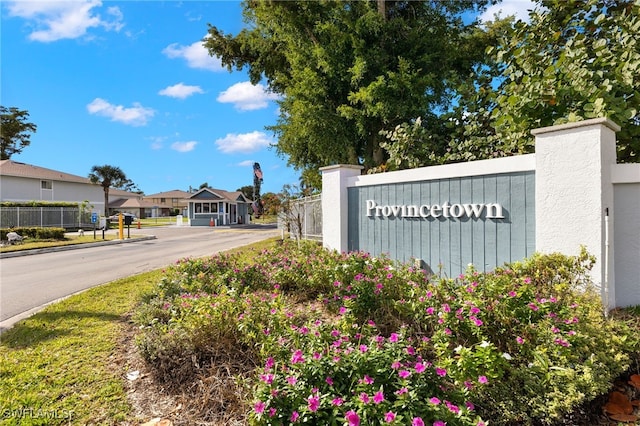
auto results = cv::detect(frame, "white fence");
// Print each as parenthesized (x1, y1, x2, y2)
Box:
(278, 194, 322, 241)
(0, 206, 91, 229)
(322, 118, 640, 309)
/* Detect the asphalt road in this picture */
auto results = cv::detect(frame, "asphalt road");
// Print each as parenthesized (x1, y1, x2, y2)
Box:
(0, 224, 280, 332)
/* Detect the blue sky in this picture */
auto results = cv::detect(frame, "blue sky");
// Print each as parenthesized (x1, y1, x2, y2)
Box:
(1, 0, 533, 196)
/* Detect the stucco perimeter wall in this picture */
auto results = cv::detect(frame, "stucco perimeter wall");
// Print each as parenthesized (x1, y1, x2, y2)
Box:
(612, 164, 640, 307)
(322, 118, 639, 309)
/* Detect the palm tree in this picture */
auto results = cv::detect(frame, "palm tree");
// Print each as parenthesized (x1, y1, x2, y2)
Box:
(88, 165, 136, 217)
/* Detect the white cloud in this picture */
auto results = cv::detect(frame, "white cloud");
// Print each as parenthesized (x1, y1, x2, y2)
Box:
(158, 83, 204, 99)
(238, 160, 255, 167)
(87, 98, 154, 126)
(217, 81, 280, 111)
(171, 141, 198, 152)
(5, 0, 124, 42)
(479, 0, 536, 23)
(162, 36, 223, 72)
(215, 131, 272, 154)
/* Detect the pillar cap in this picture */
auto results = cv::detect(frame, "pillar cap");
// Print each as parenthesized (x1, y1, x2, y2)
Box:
(531, 117, 620, 136)
(319, 164, 364, 172)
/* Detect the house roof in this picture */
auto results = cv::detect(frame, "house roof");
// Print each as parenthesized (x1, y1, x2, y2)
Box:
(109, 197, 158, 209)
(0, 159, 91, 184)
(189, 187, 250, 203)
(109, 188, 142, 199)
(144, 189, 191, 199)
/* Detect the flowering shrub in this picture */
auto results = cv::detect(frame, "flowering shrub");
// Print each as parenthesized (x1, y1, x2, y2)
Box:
(135, 241, 637, 425)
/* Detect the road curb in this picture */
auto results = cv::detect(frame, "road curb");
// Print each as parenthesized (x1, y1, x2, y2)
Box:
(0, 235, 157, 259)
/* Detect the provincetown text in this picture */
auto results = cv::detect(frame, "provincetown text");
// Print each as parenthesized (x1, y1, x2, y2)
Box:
(365, 200, 505, 219)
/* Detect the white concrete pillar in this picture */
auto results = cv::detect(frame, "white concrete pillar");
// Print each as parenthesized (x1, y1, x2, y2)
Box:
(532, 118, 620, 310)
(320, 165, 363, 253)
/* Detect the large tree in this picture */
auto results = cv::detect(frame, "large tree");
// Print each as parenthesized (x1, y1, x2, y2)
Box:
(486, 0, 640, 163)
(0, 106, 37, 160)
(380, 0, 640, 169)
(88, 165, 138, 217)
(205, 0, 495, 180)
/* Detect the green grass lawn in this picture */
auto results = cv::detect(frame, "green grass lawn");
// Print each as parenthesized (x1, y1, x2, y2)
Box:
(0, 237, 281, 425)
(0, 235, 125, 253)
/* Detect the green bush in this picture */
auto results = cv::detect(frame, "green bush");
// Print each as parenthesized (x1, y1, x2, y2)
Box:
(0, 227, 65, 240)
(134, 242, 638, 425)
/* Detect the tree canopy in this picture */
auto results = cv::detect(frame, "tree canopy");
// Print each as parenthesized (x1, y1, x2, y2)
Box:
(1, 106, 37, 160)
(205, 0, 495, 184)
(88, 165, 138, 217)
(381, 0, 640, 169)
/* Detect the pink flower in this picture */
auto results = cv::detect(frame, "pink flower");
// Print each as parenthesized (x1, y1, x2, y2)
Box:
(269, 407, 277, 417)
(478, 375, 488, 384)
(516, 336, 524, 344)
(436, 367, 447, 377)
(433, 421, 446, 426)
(391, 360, 401, 369)
(331, 397, 344, 406)
(286, 376, 297, 385)
(389, 333, 399, 342)
(528, 302, 539, 311)
(339, 306, 347, 314)
(291, 349, 305, 364)
(362, 375, 374, 385)
(307, 395, 320, 412)
(373, 391, 385, 404)
(359, 344, 368, 353)
(442, 303, 451, 313)
(290, 411, 299, 422)
(395, 387, 408, 395)
(359, 392, 370, 404)
(399, 370, 411, 379)
(345, 410, 360, 426)
(445, 401, 460, 414)
(412, 417, 425, 426)
(414, 362, 426, 373)
(384, 411, 396, 423)
(326, 376, 334, 386)
(426, 307, 435, 315)
(429, 397, 441, 405)
(265, 357, 274, 369)
(259, 373, 274, 384)
(254, 401, 266, 414)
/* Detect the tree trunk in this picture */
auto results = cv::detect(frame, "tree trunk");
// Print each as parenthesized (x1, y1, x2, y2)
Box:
(103, 188, 109, 217)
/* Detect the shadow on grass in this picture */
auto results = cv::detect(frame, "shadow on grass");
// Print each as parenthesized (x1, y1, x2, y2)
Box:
(0, 310, 122, 348)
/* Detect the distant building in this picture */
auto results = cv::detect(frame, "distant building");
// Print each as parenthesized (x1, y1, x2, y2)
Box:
(0, 159, 143, 217)
(0, 159, 104, 209)
(143, 190, 191, 217)
(187, 187, 251, 226)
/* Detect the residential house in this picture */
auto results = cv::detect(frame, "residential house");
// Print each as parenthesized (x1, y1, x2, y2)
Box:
(143, 190, 190, 217)
(0, 159, 145, 219)
(187, 187, 251, 226)
(0, 159, 104, 209)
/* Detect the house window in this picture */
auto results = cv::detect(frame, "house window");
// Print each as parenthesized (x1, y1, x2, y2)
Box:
(41, 180, 53, 190)
(161, 198, 166, 203)
(194, 202, 219, 214)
